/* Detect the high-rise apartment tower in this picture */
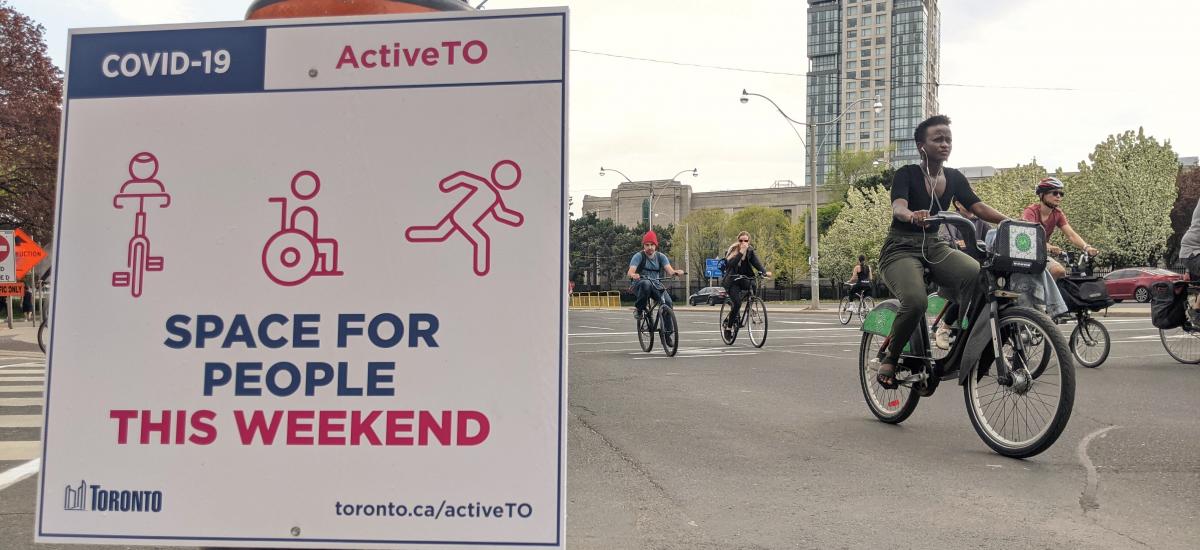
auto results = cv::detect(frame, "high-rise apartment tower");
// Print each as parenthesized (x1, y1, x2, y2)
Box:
(806, 0, 940, 185)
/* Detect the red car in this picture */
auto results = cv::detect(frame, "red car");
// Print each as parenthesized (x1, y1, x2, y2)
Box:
(1103, 267, 1185, 303)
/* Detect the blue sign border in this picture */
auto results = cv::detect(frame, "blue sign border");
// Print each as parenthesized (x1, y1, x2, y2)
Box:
(41, 9, 567, 547)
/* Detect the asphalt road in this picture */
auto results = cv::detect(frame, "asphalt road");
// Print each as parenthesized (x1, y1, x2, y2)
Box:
(566, 307, 1198, 550)
(1, 308, 1197, 549)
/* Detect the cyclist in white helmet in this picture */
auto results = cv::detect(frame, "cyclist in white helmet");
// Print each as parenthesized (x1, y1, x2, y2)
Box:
(1021, 176, 1099, 279)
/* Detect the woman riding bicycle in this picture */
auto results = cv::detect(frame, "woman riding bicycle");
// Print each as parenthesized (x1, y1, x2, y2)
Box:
(845, 255, 872, 308)
(628, 230, 685, 320)
(876, 115, 1009, 388)
(722, 231, 771, 336)
(1021, 177, 1099, 280)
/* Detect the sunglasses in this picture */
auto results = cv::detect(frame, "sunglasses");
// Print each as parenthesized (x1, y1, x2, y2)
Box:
(739, 239, 749, 242)
(1049, 191, 1065, 197)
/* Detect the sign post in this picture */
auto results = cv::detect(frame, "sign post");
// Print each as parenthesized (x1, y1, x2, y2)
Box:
(39, 9, 568, 549)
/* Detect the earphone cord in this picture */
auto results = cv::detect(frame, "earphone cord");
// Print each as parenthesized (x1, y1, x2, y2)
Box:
(919, 156, 952, 265)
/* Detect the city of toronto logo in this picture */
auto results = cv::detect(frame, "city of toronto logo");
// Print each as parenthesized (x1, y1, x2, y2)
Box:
(64, 480, 86, 511)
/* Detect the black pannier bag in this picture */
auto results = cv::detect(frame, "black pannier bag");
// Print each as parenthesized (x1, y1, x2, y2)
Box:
(991, 220, 1047, 274)
(1056, 277, 1114, 312)
(1150, 281, 1187, 330)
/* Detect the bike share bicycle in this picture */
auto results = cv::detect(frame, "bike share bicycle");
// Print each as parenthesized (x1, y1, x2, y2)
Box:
(635, 277, 681, 357)
(1053, 250, 1113, 368)
(839, 282, 875, 325)
(719, 274, 768, 347)
(859, 215, 1076, 458)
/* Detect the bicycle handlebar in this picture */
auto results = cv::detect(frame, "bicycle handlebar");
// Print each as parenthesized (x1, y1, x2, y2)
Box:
(925, 213, 984, 260)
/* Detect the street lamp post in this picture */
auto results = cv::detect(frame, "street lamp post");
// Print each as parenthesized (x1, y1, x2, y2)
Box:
(600, 167, 697, 228)
(740, 89, 882, 310)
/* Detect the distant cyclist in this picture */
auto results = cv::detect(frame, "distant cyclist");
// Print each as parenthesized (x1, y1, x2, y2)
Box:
(722, 231, 771, 334)
(1021, 177, 1098, 279)
(628, 230, 685, 320)
(845, 254, 872, 310)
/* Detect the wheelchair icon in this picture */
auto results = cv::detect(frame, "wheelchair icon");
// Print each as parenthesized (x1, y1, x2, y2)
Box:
(261, 170, 343, 287)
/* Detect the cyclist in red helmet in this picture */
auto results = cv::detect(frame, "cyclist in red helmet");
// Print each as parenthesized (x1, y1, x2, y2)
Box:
(1021, 176, 1099, 279)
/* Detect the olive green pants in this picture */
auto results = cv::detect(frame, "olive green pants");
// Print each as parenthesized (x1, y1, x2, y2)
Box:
(878, 230, 981, 362)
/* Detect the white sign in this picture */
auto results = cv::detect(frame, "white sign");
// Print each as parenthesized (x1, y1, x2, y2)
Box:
(38, 9, 567, 549)
(0, 230, 13, 282)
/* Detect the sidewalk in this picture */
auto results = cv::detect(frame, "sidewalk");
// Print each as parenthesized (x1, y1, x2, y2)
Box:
(0, 323, 41, 353)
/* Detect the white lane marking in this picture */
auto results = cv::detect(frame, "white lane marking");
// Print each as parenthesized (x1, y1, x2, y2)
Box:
(0, 377, 44, 382)
(0, 458, 40, 492)
(0, 398, 47, 406)
(0, 362, 44, 369)
(569, 327, 860, 337)
(771, 349, 844, 360)
(633, 352, 759, 360)
(0, 415, 41, 428)
(0, 386, 41, 393)
(576, 326, 614, 331)
(1077, 425, 1120, 512)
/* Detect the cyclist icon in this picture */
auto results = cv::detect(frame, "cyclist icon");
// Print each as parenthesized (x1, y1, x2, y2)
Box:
(261, 170, 343, 287)
(405, 160, 525, 277)
(111, 152, 171, 298)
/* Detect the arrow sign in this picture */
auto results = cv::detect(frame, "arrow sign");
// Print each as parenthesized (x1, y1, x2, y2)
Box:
(14, 228, 47, 279)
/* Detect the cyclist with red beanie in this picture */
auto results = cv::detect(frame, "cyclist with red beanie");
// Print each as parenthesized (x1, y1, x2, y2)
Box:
(628, 230, 685, 319)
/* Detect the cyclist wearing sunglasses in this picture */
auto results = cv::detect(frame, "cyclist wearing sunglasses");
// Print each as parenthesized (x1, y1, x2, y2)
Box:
(722, 231, 771, 332)
(1021, 177, 1099, 279)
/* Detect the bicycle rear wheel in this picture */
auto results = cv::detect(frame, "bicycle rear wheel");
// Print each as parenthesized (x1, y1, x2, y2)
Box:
(719, 301, 737, 345)
(1070, 317, 1110, 368)
(659, 307, 679, 357)
(838, 295, 853, 325)
(747, 297, 767, 348)
(857, 296, 875, 324)
(964, 307, 1074, 458)
(859, 332, 920, 423)
(637, 310, 654, 352)
(1160, 325, 1200, 364)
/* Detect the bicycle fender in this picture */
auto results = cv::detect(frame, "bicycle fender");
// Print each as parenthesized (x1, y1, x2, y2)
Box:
(958, 311, 997, 385)
(860, 299, 899, 337)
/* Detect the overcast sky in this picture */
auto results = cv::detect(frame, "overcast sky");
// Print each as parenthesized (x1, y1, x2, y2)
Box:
(11, 0, 1200, 215)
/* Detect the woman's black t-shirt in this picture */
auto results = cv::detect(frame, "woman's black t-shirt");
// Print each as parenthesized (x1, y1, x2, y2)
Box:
(889, 164, 981, 234)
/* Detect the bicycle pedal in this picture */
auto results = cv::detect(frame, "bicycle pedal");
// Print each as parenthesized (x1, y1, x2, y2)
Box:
(147, 257, 164, 271)
(112, 272, 130, 287)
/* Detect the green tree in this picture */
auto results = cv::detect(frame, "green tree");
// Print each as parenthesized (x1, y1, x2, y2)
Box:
(0, 1, 62, 244)
(726, 206, 791, 273)
(820, 185, 893, 280)
(775, 221, 808, 284)
(971, 161, 1047, 219)
(680, 208, 730, 277)
(1067, 129, 1178, 267)
(1165, 168, 1200, 264)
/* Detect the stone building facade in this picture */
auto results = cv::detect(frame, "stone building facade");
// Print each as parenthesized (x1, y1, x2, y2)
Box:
(581, 181, 837, 228)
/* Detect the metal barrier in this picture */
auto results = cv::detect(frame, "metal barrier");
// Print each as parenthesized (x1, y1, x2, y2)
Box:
(569, 291, 622, 309)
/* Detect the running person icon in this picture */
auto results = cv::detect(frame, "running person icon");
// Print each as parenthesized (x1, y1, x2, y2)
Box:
(405, 160, 525, 276)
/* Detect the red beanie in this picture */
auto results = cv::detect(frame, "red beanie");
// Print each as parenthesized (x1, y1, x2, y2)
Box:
(642, 230, 658, 246)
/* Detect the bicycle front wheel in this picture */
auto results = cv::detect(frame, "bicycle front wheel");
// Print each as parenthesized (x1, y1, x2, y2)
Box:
(964, 306, 1075, 458)
(637, 312, 654, 353)
(37, 318, 49, 354)
(718, 301, 737, 345)
(1160, 325, 1200, 363)
(659, 307, 679, 357)
(838, 295, 853, 325)
(1070, 317, 1110, 368)
(747, 297, 768, 348)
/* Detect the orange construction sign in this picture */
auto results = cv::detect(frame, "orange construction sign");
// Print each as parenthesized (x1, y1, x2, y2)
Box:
(14, 228, 47, 279)
(0, 282, 23, 297)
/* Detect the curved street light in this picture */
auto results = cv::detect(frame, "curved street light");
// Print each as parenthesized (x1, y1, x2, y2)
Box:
(599, 166, 697, 228)
(741, 89, 883, 310)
